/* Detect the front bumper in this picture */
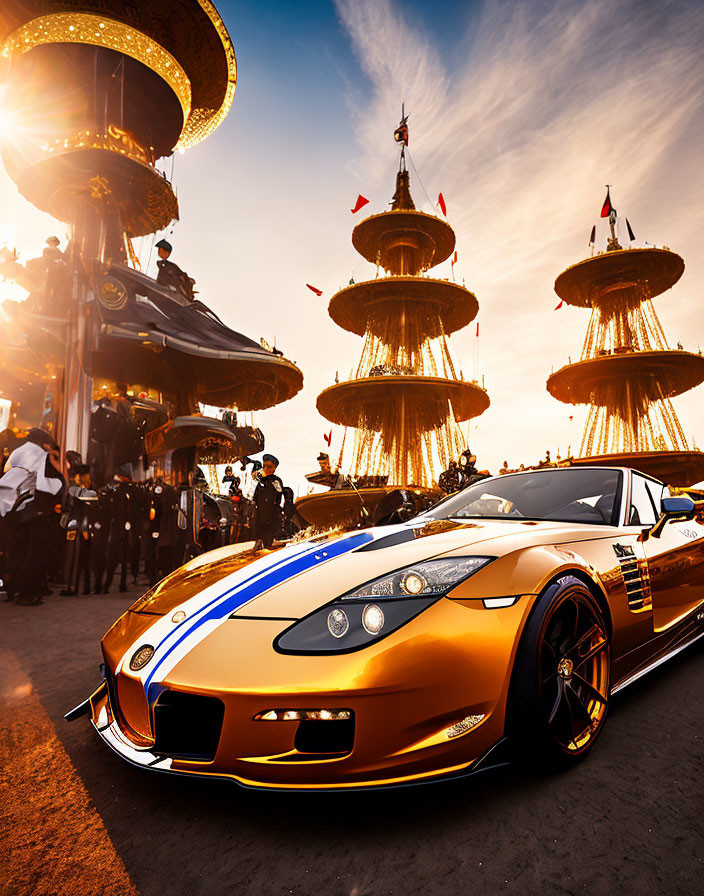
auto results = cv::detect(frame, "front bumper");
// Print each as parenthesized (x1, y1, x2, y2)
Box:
(88, 596, 532, 790)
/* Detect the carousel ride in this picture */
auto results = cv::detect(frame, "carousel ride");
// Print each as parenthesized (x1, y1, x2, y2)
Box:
(298, 119, 489, 528)
(0, 0, 302, 460)
(547, 192, 704, 486)
(0, 0, 303, 549)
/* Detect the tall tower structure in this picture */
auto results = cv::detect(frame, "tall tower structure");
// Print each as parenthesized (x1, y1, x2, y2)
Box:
(0, 1, 237, 457)
(547, 193, 704, 485)
(317, 124, 489, 489)
(0, 2, 301, 464)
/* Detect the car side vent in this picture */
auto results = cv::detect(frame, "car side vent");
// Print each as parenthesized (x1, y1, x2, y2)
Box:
(613, 545, 652, 611)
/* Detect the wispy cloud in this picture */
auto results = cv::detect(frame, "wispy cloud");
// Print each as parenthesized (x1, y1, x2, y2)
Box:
(335, 0, 704, 465)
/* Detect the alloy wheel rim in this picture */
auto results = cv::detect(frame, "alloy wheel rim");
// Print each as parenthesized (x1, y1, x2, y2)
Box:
(538, 588, 610, 753)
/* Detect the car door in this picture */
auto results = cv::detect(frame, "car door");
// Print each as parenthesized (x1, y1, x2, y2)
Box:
(638, 475, 704, 632)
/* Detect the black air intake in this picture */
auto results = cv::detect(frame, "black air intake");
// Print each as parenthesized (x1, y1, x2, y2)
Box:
(153, 690, 224, 761)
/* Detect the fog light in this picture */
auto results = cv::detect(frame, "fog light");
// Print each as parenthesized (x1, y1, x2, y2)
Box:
(129, 644, 154, 671)
(171, 610, 186, 624)
(254, 709, 352, 721)
(327, 608, 349, 638)
(445, 713, 485, 739)
(401, 572, 427, 594)
(362, 603, 384, 635)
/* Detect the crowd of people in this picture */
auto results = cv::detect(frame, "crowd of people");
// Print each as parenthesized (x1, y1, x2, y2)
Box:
(0, 430, 195, 605)
(0, 428, 298, 606)
(0, 425, 527, 607)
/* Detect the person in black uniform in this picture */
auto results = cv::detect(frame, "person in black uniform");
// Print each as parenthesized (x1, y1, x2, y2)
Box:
(103, 465, 134, 592)
(252, 454, 284, 550)
(155, 239, 196, 301)
(60, 464, 97, 595)
(222, 465, 238, 489)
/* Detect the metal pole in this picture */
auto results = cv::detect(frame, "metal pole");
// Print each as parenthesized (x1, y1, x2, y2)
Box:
(57, 206, 98, 466)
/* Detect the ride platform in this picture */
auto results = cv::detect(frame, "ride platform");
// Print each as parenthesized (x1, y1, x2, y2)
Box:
(352, 210, 455, 273)
(547, 350, 704, 405)
(328, 277, 478, 338)
(317, 375, 489, 430)
(554, 247, 684, 308)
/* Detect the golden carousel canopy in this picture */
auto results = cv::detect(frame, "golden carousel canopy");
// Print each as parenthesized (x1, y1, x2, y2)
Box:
(554, 247, 684, 308)
(351, 169, 455, 274)
(317, 375, 489, 431)
(0, 0, 237, 151)
(352, 209, 455, 273)
(548, 351, 704, 406)
(0, 0, 236, 235)
(328, 277, 478, 338)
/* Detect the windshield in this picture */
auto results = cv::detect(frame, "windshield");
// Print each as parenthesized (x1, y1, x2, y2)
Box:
(427, 468, 623, 526)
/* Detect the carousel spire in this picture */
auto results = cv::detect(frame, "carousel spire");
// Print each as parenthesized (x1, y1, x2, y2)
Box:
(547, 190, 704, 485)
(316, 118, 489, 489)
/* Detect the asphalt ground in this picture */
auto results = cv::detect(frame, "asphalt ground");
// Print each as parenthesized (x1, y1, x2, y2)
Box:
(1, 590, 703, 896)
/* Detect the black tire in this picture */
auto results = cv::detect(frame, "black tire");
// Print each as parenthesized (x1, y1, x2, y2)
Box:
(508, 575, 611, 768)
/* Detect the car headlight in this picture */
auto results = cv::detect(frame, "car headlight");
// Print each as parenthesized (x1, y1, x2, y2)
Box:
(342, 557, 494, 598)
(275, 557, 493, 655)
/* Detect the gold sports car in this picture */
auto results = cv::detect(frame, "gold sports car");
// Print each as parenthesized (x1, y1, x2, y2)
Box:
(67, 466, 704, 790)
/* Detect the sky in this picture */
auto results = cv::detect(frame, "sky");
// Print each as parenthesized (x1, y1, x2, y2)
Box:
(1, 0, 703, 496)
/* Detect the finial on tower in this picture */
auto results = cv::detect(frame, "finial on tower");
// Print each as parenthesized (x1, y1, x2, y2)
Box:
(393, 104, 409, 172)
(391, 106, 414, 210)
(600, 185, 622, 252)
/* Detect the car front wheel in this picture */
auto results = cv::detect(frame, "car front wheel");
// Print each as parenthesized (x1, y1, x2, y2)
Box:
(509, 576, 611, 766)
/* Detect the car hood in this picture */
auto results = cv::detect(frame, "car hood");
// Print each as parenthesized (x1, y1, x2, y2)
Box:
(131, 516, 609, 625)
(230, 517, 566, 620)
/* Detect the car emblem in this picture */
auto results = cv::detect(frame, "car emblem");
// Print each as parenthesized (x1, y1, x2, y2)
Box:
(129, 645, 155, 671)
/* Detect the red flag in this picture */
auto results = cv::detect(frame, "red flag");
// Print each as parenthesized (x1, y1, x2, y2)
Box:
(393, 122, 409, 146)
(589, 225, 596, 245)
(451, 251, 458, 266)
(438, 193, 447, 216)
(475, 322, 479, 337)
(351, 194, 369, 214)
(306, 284, 323, 296)
(555, 300, 564, 310)
(600, 188, 613, 218)
(323, 430, 332, 446)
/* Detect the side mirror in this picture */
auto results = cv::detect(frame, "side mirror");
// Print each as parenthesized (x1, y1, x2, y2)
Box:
(661, 495, 695, 517)
(642, 495, 696, 541)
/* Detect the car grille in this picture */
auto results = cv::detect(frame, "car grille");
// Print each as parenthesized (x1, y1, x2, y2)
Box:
(152, 690, 225, 761)
(115, 672, 152, 740)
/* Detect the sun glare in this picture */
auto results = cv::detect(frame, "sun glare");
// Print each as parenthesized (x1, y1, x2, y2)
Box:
(0, 86, 16, 143)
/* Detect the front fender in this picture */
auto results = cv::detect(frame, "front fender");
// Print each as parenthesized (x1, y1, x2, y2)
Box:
(446, 544, 606, 604)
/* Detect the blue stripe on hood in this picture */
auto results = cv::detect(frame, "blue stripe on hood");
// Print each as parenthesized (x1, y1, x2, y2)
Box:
(144, 531, 373, 695)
